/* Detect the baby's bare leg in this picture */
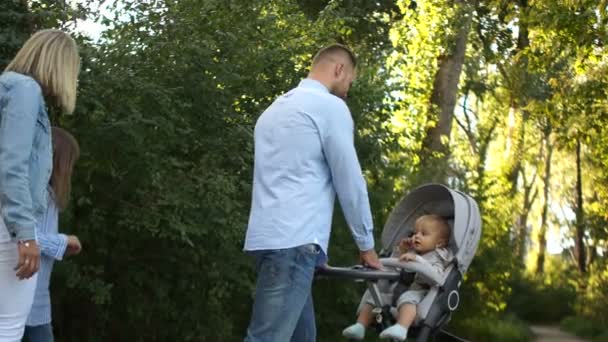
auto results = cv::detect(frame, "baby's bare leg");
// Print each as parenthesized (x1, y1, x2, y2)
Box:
(379, 304, 414, 340)
(397, 303, 417, 327)
(357, 303, 375, 327)
(343, 303, 376, 340)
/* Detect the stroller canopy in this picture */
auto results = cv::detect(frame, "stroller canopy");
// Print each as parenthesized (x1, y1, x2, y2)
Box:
(380, 184, 481, 273)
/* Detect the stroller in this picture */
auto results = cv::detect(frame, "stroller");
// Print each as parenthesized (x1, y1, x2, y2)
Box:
(317, 184, 482, 341)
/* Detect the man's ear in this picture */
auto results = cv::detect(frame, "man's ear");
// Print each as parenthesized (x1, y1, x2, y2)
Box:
(334, 63, 344, 77)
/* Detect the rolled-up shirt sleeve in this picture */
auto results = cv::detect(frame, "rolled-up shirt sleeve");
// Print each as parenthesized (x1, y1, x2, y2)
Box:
(37, 231, 68, 260)
(320, 101, 375, 251)
(0, 79, 41, 241)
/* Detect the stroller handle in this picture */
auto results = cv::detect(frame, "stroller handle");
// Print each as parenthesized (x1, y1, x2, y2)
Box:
(315, 265, 401, 281)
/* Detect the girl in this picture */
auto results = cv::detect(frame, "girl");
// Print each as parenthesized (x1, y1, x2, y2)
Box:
(23, 127, 81, 342)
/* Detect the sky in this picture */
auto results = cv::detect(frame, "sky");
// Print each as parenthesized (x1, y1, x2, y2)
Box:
(76, 17, 104, 41)
(74, 1, 115, 41)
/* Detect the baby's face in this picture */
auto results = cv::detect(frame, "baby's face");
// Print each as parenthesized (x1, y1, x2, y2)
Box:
(411, 222, 446, 254)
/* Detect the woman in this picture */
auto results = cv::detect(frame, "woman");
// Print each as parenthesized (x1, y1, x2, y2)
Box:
(0, 29, 80, 341)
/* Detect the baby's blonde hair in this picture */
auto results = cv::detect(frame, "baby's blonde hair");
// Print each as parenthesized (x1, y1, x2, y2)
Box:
(5, 29, 80, 114)
(416, 214, 451, 242)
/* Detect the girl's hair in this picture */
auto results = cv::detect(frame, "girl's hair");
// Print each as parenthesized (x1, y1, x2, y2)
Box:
(51, 127, 80, 210)
(5, 29, 80, 114)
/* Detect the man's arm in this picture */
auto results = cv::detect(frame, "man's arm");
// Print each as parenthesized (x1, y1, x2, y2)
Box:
(320, 101, 374, 251)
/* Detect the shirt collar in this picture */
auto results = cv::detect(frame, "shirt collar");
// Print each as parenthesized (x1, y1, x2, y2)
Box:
(298, 78, 330, 94)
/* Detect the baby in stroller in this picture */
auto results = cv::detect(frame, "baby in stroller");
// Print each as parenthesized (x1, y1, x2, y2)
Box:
(342, 214, 453, 341)
(317, 184, 481, 342)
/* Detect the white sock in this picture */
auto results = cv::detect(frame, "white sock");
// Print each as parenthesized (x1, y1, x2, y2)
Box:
(379, 324, 408, 341)
(342, 322, 366, 340)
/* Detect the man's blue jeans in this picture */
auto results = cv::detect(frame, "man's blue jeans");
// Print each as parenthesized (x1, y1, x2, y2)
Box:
(22, 324, 54, 342)
(245, 244, 321, 342)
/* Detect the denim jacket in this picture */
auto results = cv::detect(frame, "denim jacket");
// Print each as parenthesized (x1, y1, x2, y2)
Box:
(0, 71, 53, 242)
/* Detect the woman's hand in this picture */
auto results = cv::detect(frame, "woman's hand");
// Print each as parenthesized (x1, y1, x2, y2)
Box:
(399, 252, 417, 262)
(15, 240, 40, 279)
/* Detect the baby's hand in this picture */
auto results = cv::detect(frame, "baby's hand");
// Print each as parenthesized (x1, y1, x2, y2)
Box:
(399, 238, 414, 253)
(399, 252, 417, 262)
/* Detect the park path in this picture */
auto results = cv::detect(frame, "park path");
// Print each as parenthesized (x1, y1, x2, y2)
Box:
(531, 325, 590, 342)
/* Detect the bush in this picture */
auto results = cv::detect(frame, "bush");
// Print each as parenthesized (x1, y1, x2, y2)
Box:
(593, 330, 608, 342)
(560, 316, 605, 339)
(506, 274, 576, 323)
(450, 314, 532, 342)
(574, 263, 608, 326)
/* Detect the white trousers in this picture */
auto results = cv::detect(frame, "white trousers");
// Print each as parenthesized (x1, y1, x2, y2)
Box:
(0, 242, 37, 342)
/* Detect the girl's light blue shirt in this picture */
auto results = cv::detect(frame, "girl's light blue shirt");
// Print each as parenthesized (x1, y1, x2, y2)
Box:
(27, 193, 68, 326)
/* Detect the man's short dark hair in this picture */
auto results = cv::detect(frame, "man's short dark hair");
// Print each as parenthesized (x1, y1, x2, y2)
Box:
(312, 44, 357, 68)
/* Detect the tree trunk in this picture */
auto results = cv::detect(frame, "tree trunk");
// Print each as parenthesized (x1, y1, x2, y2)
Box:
(454, 94, 498, 200)
(419, 0, 472, 181)
(516, 169, 538, 264)
(536, 126, 553, 274)
(504, 0, 531, 195)
(574, 138, 586, 273)
(506, 110, 529, 195)
(475, 119, 498, 198)
(503, 0, 534, 247)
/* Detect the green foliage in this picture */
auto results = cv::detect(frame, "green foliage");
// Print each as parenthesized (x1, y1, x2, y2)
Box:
(593, 330, 608, 342)
(561, 316, 606, 339)
(41, 1, 403, 340)
(0, 0, 30, 69)
(451, 314, 532, 342)
(0, 0, 96, 69)
(572, 262, 608, 328)
(4, 0, 608, 340)
(506, 274, 576, 323)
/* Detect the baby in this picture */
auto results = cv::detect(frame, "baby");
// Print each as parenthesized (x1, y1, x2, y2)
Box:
(342, 214, 453, 341)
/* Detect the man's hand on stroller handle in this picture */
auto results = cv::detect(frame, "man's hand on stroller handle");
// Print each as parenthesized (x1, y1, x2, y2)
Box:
(359, 249, 385, 270)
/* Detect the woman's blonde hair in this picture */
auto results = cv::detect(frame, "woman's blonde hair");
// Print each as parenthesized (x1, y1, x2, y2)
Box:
(51, 127, 80, 210)
(5, 29, 80, 114)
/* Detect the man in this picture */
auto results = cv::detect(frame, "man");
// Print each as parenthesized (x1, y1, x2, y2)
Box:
(244, 44, 383, 342)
